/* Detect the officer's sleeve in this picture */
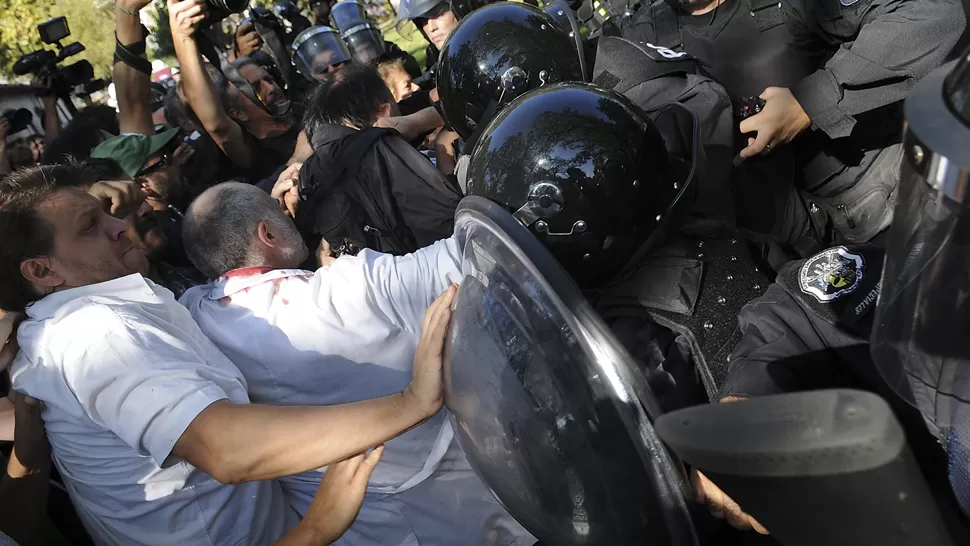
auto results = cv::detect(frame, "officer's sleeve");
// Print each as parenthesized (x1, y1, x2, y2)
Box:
(789, 0, 965, 140)
(717, 284, 844, 400)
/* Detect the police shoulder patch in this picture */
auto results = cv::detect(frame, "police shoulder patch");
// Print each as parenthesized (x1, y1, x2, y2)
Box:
(798, 246, 865, 303)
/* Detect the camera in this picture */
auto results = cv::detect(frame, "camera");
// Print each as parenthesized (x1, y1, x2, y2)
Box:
(12, 17, 101, 114)
(1, 109, 34, 134)
(204, 0, 251, 26)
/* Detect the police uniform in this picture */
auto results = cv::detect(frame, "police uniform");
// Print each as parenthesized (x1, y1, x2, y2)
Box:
(618, 0, 965, 255)
(718, 50, 970, 537)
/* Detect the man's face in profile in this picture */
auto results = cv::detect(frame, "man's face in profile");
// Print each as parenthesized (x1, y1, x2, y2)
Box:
(34, 188, 150, 290)
(239, 64, 287, 111)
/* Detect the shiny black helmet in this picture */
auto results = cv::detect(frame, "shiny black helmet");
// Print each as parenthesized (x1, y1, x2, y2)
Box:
(466, 82, 684, 288)
(436, 2, 587, 143)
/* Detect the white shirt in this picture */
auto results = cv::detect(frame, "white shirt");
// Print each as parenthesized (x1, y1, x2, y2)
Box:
(180, 238, 464, 515)
(10, 275, 296, 546)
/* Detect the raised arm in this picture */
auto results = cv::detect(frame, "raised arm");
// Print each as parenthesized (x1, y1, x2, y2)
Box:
(169, 0, 254, 167)
(790, 0, 966, 140)
(114, 0, 156, 136)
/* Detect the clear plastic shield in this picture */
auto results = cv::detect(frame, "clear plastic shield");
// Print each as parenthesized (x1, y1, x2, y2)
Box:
(443, 196, 698, 546)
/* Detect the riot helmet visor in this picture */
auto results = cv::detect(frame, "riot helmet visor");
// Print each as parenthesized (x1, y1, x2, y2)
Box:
(871, 57, 970, 430)
(292, 26, 351, 80)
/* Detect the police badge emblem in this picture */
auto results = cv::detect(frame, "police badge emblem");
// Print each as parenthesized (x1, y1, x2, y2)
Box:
(799, 246, 865, 303)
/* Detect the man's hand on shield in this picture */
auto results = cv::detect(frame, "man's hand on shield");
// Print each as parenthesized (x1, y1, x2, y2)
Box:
(404, 285, 458, 418)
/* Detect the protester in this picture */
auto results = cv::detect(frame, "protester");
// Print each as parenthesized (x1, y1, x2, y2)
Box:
(170, 0, 300, 182)
(0, 162, 457, 545)
(179, 181, 533, 544)
(378, 57, 420, 103)
(0, 390, 50, 546)
(297, 64, 461, 257)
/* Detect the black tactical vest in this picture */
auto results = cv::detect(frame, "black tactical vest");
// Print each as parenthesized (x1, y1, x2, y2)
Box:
(594, 234, 771, 402)
(646, 0, 819, 103)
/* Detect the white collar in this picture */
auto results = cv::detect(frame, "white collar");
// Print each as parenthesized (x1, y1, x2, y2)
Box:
(205, 267, 314, 301)
(25, 274, 161, 321)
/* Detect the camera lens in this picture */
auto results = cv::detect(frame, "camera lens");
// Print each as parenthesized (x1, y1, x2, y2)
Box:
(209, 0, 249, 13)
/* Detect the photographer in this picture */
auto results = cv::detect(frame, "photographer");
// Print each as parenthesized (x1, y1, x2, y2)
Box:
(170, 0, 301, 182)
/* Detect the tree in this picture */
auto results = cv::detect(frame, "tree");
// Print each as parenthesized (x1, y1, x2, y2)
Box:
(148, 3, 177, 65)
(0, 0, 115, 81)
(0, 0, 52, 78)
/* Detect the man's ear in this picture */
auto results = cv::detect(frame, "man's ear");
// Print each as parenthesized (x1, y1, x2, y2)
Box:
(256, 220, 279, 249)
(376, 102, 394, 120)
(19, 257, 64, 292)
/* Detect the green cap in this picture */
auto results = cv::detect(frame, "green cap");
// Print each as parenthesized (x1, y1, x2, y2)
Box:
(90, 128, 180, 178)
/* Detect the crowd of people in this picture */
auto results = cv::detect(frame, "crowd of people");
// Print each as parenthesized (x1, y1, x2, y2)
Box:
(0, 0, 968, 544)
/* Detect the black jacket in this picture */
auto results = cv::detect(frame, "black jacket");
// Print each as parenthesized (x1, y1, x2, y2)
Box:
(719, 245, 970, 539)
(296, 125, 461, 256)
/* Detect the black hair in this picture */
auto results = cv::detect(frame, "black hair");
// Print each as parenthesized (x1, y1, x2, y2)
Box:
(43, 104, 121, 165)
(303, 64, 395, 136)
(0, 163, 92, 311)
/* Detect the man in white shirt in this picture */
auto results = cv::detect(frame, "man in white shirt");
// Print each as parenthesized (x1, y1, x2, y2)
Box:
(0, 164, 453, 545)
(179, 181, 534, 545)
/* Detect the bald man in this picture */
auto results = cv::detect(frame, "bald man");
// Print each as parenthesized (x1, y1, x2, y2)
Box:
(178, 182, 535, 546)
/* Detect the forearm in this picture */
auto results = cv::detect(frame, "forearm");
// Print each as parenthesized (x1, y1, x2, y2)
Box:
(173, 35, 254, 166)
(183, 394, 430, 483)
(0, 147, 9, 176)
(401, 107, 444, 141)
(272, 521, 337, 546)
(114, 6, 155, 136)
(792, 0, 965, 139)
(42, 96, 60, 145)
(0, 398, 13, 441)
(0, 451, 51, 545)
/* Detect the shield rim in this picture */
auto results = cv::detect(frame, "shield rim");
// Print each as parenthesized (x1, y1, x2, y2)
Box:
(449, 196, 697, 543)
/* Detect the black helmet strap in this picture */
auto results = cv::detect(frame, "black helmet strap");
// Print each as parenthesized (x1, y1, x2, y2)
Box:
(461, 97, 501, 155)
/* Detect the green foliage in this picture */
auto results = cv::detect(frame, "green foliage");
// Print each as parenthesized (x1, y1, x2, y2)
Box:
(0, 0, 115, 80)
(149, 3, 176, 62)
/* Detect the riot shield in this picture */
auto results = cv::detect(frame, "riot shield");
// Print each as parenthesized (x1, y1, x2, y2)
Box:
(443, 196, 699, 546)
(330, 1, 387, 66)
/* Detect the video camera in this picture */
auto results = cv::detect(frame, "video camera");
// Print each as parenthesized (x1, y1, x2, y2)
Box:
(12, 17, 108, 114)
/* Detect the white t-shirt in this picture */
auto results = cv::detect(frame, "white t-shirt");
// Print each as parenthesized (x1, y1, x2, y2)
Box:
(179, 238, 464, 515)
(10, 275, 296, 546)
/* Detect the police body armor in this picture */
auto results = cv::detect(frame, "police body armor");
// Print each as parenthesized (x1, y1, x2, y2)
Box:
(594, 233, 770, 402)
(626, 0, 900, 248)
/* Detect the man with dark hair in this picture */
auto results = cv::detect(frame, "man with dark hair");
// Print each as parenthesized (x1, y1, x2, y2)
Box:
(297, 64, 461, 257)
(170, 0, 301, 183)
(0, 161, 457, 545)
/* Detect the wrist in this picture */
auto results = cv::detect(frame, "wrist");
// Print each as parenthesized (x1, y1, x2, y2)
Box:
(401, 387, 441, 419)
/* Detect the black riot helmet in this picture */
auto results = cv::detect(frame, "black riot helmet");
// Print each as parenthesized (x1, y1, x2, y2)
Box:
(465, 82, 687, 288)
(870, 49, 970, 443)
(329, 1, 386, 67)
(436, 2, 587, 144)
(291, 25, 352, 81)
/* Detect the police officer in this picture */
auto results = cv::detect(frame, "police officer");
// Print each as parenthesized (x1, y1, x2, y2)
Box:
(396, 0, 488, 85)
(616, 0, 964, 265)
(465, 81, 771, 413)
(705, 51, 970, 536)
(291, 25, 353, 81)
